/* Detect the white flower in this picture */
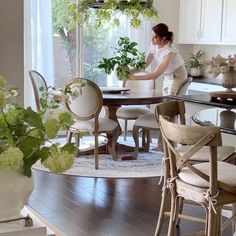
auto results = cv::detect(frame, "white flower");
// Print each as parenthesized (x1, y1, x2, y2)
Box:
(0, 147, 24, 171)
(42, 149, 74, 173)
(0, 75, 77, 177)
(202, 54, 236, 78)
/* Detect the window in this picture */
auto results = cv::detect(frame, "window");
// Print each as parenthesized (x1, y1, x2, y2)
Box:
(26, 0, 151, 91)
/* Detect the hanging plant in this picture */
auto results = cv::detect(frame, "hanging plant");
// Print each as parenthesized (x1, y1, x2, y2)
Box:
(69, 0, 159, 28)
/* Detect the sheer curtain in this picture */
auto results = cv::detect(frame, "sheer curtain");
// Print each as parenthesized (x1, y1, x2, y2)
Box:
(24, 0, 54, 108)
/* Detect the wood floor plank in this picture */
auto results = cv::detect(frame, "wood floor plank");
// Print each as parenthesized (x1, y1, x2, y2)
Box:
(28, 170, 232, 236)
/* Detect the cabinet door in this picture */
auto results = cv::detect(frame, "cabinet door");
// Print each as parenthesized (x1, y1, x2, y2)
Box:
(222, 0, 236, 43)
(178, 0, 201, 44)
(200, 0, 222, 43)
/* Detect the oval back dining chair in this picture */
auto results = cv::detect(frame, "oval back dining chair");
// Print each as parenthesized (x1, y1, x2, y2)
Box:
(29, 70, 48, 111)
(158, 114, 236, 236)
(64, 78, 120, 169)
(116, 78, 155, 141)
(132, 77, 193, 158)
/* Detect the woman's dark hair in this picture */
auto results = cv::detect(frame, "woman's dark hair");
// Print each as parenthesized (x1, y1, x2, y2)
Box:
(152, 23, 173, 43)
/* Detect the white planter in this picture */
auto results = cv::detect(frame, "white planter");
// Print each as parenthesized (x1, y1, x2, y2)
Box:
(189, 67, 202, 77)
(0, 170, 34, 221)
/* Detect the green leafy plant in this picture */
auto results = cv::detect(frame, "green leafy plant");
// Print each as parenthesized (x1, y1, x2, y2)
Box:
(186, 50, 205, 68)
(69, 0, 159, 29)
(97, 37, 145, 80)
(0, 75, 77, 177)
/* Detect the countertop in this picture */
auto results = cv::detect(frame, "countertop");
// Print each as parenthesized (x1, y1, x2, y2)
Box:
(191, 76, 222, 86)
(169, 94, 236, 109)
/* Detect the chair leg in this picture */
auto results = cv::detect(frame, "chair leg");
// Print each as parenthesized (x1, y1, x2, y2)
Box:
(145, 129, 151, 151)
(176, 197, 184, 226)
(142, 129, 150, 152)
(232, 204, 236, 235)
(156, 132, 163, 152)
(154, 187, 169, 236)
(132, 125, 140, 160)
(94, 130, 99, 169)
(107, 128, 119, 161)
(66, 130, 73, 143)
(124, 119, 128, 141)
(74, 132, 80, 157)
(167, 190, 179, 236)
(207, 205, 218, 236)
(142, 128, 146, 147)
(216, 207, 222, 236)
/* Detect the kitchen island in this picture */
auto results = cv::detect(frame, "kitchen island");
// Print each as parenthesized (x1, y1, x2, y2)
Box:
(168, 92, 236, 147)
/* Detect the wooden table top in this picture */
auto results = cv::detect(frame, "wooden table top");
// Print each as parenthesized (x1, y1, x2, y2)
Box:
(102, 89, 169, 106)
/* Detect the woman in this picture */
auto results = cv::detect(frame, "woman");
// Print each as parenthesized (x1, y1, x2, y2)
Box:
(129, 23, 187, 95)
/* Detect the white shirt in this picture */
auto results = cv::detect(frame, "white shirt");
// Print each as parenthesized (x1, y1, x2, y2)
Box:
(148, 44, 184, 74)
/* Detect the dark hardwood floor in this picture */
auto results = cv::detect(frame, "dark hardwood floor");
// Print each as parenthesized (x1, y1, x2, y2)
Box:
(28, 170, 232, 236)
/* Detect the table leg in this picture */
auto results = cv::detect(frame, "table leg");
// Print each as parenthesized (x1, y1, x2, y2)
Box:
(105, 105, 136, 160)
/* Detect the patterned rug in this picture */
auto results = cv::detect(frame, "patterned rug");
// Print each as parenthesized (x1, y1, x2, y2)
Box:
(33, 136, 163, 178)
(33, 151, 163, 178)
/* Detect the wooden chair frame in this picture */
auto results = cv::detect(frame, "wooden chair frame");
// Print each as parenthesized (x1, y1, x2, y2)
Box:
(117, 79, 155, 141)
(64, 78, 120, 169)
(158, 115, 236, 236)
(28, 70, 48, 111)
(132, 77, 192, 159)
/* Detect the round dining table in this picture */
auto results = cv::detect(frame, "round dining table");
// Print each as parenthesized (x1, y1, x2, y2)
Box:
(102, 88, 169, 120)
(101, 88, 169, 159)
(192, 107, 236, 135)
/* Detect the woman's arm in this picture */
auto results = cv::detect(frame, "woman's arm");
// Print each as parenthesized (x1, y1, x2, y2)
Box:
(129, 53, 174, 81)
(145, 52, 154, 68)
(129, 52, 154, 73)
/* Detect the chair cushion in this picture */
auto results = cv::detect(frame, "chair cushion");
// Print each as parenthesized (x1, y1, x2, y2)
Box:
(116, 106, 152, 119)
(71, 117, 118, 133)
(176, 146, 235, 161)
(179, 161, 236, 188)
(134, 113, 159, 129)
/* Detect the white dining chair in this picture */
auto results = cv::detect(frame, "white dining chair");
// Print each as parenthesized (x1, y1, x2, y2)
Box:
(116, 78, 155, 141)
(64, 78, 120, 169)
(29, 70, 48, 111)
(132, 77, 192, 158)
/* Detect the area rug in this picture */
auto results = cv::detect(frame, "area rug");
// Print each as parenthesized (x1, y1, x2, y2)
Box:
(33, 151, 163, 178)
(33, 136, 163, 178)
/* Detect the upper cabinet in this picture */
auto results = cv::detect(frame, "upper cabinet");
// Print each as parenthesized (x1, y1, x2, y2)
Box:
(222, 0, 236, 43)
(178, 0, 228, 45)
(178, 0, 201, 43)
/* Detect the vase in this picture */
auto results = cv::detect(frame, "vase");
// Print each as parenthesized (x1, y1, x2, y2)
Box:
(0, 170, 34, 221)
(222, 69, 236, 91)
(189, 67, 201, 77)
(220, 110, 236, 129)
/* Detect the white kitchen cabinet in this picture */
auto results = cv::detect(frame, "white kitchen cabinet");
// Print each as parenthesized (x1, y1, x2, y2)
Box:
(222, 0, 236, 43)
(178, 0, 222, 44)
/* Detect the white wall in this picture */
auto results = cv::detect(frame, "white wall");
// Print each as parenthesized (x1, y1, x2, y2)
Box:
(151, 0, 192, 89)
(0, 0, 233, 106)
(0, 0, 24, 105)
(192, 44, 236, 79)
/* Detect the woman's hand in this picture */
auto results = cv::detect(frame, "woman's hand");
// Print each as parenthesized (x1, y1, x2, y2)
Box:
(127, 71, 136, 80)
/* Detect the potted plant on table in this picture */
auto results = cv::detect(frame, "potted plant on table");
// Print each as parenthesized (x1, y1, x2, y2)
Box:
(0, 75, 76, 221)
(186, 50, 205, 77)
(203, 54, 236, 90)
(97, 37, 146, 80)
